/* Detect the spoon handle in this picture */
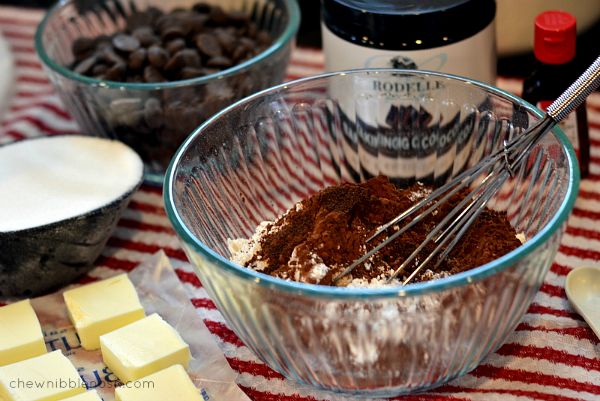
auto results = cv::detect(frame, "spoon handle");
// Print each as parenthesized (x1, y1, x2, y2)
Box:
(580, 310, 600, 340)
(565, 266, 600, 340)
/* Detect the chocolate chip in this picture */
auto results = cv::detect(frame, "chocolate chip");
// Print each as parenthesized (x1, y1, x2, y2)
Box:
(72, 37, 95, 61)
(154, 14, 174, 35)
(144, 97, 161, 111)
(164, 48, 201, 76)
(165, 38, 186, 55)
(237, 36, 256, 52)
(145, 7, 164, 25)
(112, 33, 140, 53)
(144, 97, 163, 129)
(132, 26, 159, 47)
(214, 28, 236, 54)
(178, 67, 202, 80)
(102, 46, 126, 65)
(73, 55, 97, 75)
(125, 10, 155, 32)
(91, 63, 110, 76)
(127, 48, 147, 70)
(209, 6, 228, 26)
(163, 102, 185, 131)
(192, 2, 211, 13)
(171, 10, 196, 36)
(231, 45, 248, 63)
(64, 3, 276, 175)
(67, 5, 271, 84)
(187, 14, 209, 34)
(228, 10, 250, 26)
(160, 25, 187, 42)
(143, 65, 167, 83)
(94, 34, 113, 49)
(102, 62, 127, 81)
(256, 30, 272, 47)
(246, 22, 257, 39)
(125, 74, 144, 83)
(147, 45, 170, 69)
(206, 55, 232, 69)
(180, 49, 202, 67)
(195, 33, 221, 57)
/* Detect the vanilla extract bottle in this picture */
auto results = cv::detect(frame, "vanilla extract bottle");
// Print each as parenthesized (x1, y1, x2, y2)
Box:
(522, 10, 590, 178)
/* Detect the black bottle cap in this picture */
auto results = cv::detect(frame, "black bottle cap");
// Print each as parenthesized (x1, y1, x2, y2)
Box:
(322, 0, 496, 51)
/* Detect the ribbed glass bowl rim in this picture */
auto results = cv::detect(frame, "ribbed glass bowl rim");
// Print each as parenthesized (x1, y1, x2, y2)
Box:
(164, 69, 580, 299)
(34, 0, 300, 90)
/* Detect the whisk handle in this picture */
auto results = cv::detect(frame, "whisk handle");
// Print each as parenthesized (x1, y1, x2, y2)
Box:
(546, 55, 600, 123)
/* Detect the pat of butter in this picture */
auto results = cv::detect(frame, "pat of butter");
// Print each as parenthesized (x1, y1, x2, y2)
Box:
(0, 350, 86, 401)
(63, 274, 146, 350)
(115, 364, 201, 401)
(62, 390, 102, 400)
(0, 299, 47, 366)
(100, 313, 191, 383)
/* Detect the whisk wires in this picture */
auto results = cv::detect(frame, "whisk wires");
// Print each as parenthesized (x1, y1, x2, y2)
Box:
(331, 115, 557, 286)
(331, 54, 600, 287)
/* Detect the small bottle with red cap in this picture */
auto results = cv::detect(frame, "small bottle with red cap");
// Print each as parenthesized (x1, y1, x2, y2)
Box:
(522, 10, 590, 178)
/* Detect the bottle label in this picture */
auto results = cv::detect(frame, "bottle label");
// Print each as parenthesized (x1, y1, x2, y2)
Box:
(323, 73, 483, 185)
(538, 100, 580, 150)
(322, 20, 497, 85)
(321, 19, 496, 184)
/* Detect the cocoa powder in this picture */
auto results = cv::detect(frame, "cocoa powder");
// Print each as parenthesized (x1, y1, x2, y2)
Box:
(244, 175, 522, 286)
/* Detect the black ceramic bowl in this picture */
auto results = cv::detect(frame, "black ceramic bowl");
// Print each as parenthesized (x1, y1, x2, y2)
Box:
(0, 135, 144, 299)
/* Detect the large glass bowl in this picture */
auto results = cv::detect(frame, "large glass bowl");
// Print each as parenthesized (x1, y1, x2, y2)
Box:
(164, 70, 579, 397)
(35, 0, 299, 185)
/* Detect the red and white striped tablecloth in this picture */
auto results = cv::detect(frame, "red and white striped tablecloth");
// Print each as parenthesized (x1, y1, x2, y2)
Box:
(1, 5, 599, 401)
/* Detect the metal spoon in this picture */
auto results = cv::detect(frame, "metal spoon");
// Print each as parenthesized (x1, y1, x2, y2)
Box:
(565, 266, 600, 339)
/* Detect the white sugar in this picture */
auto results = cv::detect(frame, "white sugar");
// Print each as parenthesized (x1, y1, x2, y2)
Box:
(0, 136, 143, 232)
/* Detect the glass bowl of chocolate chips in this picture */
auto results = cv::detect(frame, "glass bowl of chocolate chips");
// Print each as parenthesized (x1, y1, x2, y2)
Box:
(35, 0, 300, 185)
(164, 70, 579, 397)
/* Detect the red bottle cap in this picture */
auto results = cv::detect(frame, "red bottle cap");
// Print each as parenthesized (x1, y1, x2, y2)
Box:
(534, 10, 576, 64)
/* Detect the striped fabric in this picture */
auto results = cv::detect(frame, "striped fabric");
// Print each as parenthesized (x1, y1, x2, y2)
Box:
(1, 5, 599, 401)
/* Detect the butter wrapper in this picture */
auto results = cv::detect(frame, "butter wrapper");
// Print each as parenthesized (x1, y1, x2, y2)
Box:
(31, 251, 249, 401)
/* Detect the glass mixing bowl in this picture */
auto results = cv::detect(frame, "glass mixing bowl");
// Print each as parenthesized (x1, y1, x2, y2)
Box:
(35, 0, 300, 185)
(164, 70, 579, 397)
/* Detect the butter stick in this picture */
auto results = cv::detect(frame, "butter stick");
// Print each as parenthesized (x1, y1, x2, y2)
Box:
(0, 299, 47, 366)
(115, 364, 201, 401)
(0, 350, 86, 401)
(63, 273, 146, 350)
(100, 313, 191, 383)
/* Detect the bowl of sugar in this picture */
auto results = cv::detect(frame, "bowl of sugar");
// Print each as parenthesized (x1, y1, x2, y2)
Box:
(0, 135, 144, 299)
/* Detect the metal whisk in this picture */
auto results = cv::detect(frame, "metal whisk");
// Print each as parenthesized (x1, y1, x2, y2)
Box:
(332, 55, 600, 287)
